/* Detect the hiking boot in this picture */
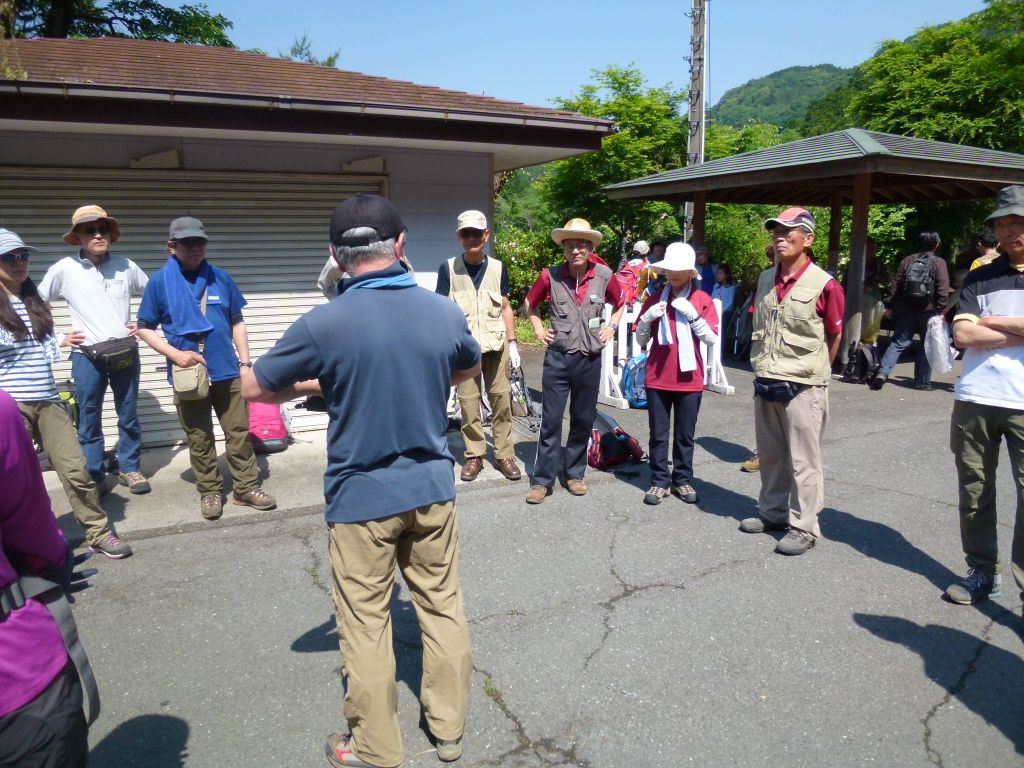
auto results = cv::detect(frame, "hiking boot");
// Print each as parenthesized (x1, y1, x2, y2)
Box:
(775, 529, 816, 556)
(89, 532, 133, 560)
(739, 515, 788, 534)
(525, 485, 552, 504)
(325, 732, 402, 768)
(200, 493, 223, 520)
(566, 478, 588, 496)
(436, 736, 463, 762)
(869, 373, 886, 390)
(672, 484, 698, 504)
(118, 471, 151, 495)
(494, 457, 522, 481)
(460, 456, 483, 482)
(914, 382, 933, 391)
(643, 486, 670, 505)
(231, 486, 276, 510)
(945, 568, 1002, 605)
(740, 451, 760, 473)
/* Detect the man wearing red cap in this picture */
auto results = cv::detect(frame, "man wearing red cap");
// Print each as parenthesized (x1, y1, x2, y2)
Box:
(740, 208, 845, 556)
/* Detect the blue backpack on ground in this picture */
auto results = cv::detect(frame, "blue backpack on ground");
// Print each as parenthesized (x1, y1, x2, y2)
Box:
(622, 353, 648, 408)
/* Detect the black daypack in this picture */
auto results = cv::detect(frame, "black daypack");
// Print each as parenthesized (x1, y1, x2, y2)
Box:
(903, 253, 935, 300)
(842, 341, 880, 384)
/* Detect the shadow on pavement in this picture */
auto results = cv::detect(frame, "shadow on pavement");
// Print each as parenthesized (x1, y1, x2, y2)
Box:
(694, 479, 757, 524)
(696, 435, 754, 463)
(90, 714, 189, 768)
(821, 507, 958, 591)
(854, 613, 1024, 756)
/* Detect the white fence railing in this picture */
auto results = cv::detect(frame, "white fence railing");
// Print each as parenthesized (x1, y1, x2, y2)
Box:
(598, 298, 734, 409)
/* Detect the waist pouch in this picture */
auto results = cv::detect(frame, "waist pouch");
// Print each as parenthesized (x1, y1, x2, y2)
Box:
(753, 378, 803, 403)
(80, 336, 138, 372)
(172, 362, 210, 401)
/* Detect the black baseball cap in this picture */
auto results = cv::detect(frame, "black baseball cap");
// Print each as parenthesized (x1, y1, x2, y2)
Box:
(330, 194, 406, 247)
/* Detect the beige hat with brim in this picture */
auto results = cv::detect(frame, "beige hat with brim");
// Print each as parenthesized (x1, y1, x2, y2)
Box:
(63, 205, 120, 245)
(552, 218, 603, 247)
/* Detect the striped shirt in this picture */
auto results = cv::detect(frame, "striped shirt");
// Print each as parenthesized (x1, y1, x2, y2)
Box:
(0, 297, 60, 402)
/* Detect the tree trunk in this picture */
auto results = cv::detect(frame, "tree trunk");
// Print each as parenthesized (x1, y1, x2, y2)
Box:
(44, 0, 75, 38)
(0, 0, 17, 38)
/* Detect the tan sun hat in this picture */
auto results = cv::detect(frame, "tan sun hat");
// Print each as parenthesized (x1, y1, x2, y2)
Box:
(551, 217, 603, 247)
(63, 205, 120, 245)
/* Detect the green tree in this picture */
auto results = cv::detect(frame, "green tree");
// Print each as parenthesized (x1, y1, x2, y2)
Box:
(847, 0, 1024, 152)
(283, 32, 338, 67)
(3, 0, 233, 45)
(708, 65, 852, 129)
(538, 65, 688, 262)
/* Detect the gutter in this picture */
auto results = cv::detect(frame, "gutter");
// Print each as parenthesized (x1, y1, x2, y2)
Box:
(0, 80, 617, 135)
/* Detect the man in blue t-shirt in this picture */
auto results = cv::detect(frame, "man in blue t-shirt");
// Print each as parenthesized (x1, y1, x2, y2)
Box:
(136, 217, 275, 521)
(241, 195, 480, 768)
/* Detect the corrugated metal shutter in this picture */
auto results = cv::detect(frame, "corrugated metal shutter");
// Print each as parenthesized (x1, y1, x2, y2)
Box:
(0, 168, 387, 447)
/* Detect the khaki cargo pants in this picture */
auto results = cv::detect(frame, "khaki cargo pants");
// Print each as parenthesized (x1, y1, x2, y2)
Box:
(328, 499, 472, 768)
(18, 400, 111, 546)
(458, 343, 514, 461)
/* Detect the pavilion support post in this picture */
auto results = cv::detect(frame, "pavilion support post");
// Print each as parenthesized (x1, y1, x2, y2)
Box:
(842, 173, 871, 362)
(690, 192, 707, 244)
(827, 190, 843, 273)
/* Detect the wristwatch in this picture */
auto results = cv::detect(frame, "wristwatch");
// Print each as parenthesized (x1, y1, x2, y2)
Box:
(240, 361, 253, 368)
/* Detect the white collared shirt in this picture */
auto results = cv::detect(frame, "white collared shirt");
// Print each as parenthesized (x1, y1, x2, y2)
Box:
(38, 253, 149, 346)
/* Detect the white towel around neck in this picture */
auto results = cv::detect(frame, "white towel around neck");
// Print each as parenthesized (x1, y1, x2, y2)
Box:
(656, 285, 697, 372)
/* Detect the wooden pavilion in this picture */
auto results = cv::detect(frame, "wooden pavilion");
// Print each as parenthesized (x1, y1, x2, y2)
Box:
(604, 129, 1024, 346)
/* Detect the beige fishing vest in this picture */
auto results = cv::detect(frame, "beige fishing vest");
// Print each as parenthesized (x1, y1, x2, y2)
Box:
(447, 255, 505, 354)
(751, 262, 833, 385)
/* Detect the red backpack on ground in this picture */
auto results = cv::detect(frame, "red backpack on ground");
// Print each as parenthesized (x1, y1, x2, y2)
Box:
(588, 410, 647, 470)
(614, 258, 648, 306)
(248, 402, 290, 454)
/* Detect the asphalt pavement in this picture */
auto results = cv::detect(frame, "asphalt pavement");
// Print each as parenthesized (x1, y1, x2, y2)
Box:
(54, 345, 1023, 768)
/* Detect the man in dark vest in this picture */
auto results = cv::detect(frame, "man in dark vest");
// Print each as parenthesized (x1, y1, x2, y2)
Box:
(740, 208, 845, 555)
(523, 218, 625, 504)
(436, 210, 521, 482)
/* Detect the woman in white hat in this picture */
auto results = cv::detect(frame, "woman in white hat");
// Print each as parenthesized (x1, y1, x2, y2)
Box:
(634, 242, 719, 506)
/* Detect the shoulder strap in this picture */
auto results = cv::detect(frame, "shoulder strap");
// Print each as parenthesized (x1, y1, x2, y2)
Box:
(15, 576, 101, 725)
(198, 287, 208, 354)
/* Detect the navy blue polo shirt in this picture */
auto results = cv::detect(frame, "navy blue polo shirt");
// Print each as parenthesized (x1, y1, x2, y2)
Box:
(137, 261, 247, 384)
(254, 261, 481, 524)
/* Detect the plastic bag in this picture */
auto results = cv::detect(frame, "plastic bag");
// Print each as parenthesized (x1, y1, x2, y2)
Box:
(924, 315, 956, 374)
(860, 290, 884, 344)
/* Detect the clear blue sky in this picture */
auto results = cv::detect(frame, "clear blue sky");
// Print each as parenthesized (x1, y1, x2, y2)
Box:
(201, 0, 986, 107)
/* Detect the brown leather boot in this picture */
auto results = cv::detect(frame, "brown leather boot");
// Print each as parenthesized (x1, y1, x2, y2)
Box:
(460, 456, 483, 481)
(566, 479, 588, 496)
(494, 457, 522, 481)
(525, 485, 552, 504)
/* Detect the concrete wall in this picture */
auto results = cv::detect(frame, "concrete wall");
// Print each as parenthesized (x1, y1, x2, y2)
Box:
(0, 131, 493, 277)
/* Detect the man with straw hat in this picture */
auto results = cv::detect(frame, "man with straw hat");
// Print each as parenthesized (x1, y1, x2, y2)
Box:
(523, 218, 625, 504)
(40, 205, 151, 495)
(945, 185, 1024, 610)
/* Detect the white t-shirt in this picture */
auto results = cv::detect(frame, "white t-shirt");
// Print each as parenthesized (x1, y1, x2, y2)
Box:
(38, 253, 148, 346)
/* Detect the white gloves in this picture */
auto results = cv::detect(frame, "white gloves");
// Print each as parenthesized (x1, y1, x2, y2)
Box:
(671, 296, 699, 322)
(508, 341, 521, 369)
(641, 302, 667, 323)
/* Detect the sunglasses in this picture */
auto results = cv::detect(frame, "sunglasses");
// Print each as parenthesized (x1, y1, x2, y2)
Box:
(171, 238, 207, 248)
(458, 228, 486, 240)
(0, 250, 31, 264)
(77, 225, 111, 237)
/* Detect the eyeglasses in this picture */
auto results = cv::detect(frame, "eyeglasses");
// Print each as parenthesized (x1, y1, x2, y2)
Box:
(77, 225, 111, 237)
(458, 229, 485, 240)
(171, 238, 207, 249)
(0, 250, 31, 264)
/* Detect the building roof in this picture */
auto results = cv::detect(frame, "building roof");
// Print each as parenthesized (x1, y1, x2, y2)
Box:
(0, 37, 613, 169)
(605, 129, 1024, 205)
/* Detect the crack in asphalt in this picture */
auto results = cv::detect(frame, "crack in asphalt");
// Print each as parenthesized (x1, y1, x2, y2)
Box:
(297, 529, 332, 598)
(920, 605, 1017, 767)
(472, 665, 592, 767)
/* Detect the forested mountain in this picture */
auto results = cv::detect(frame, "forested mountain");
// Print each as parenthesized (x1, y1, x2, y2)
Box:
(708, 64, 852, 128)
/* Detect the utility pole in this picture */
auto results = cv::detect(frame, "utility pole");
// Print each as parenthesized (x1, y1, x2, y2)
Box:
(684, 0, 708, 241)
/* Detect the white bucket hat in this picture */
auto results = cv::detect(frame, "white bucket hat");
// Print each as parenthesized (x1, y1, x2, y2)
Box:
(653, 242, 698, 275)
